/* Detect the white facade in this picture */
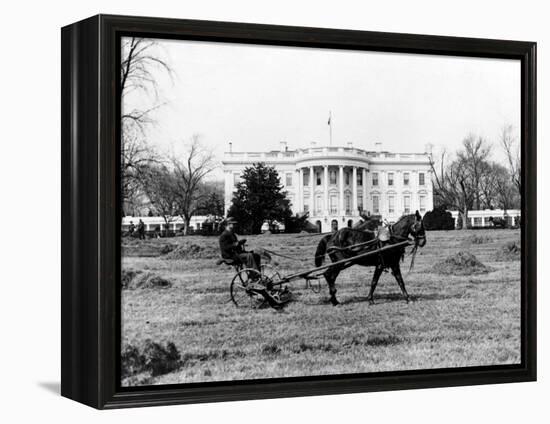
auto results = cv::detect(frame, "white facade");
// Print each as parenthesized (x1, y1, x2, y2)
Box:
(449, 209, 521, 228)
(121, 215, 209, 232)
(222, 142, 433, 233)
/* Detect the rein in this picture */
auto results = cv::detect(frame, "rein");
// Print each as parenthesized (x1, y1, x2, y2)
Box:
(388, 216, 423, 272)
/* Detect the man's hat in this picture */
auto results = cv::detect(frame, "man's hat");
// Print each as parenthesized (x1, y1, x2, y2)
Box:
(225, 217, 238, 224)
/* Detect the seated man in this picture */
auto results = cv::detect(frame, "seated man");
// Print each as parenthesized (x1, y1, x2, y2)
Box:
(219, 218, 261, 271)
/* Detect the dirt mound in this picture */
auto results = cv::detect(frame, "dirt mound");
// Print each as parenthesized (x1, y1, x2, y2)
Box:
(493, 241, 521, 261)
(121, 269, 173, 289)
(465, 234, 493, 245)
(121, 340, 181, 380)
(163, 243, 218, 260)
(122, 241, 176, 257)
(160, 244, 176, 254)
(432, 251, 493, 275)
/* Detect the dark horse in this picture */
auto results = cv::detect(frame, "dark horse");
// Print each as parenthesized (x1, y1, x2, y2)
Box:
(315, 211, 427, 305)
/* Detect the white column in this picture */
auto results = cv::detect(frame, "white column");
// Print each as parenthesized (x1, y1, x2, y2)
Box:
(427, 169, 434, 212)
(298, 168, 304, 212)
(380, 171, 386, 217)
(309, 166, 315, 215)
(352, 166, 358, 216)
(339, 165, 344, 216)
(362, 168, 367, 215)
(323, 165, 329, 215)
(411, 170, 418, 212)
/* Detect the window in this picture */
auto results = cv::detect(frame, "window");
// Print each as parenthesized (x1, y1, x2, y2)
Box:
(419, 195, 426, 212)
(419, 172, 425, 186)
(388, 172, 394, 186)
(315, 194, 323, 214)
(403, 172, 410, 186)
(304, 203, 309, 212)
(345, 172, 350, 185)
(329, 170, 337, 185)
(303, 172, 310, 186)
(345, 194, 351, 214)
(358, 194, 364, 211)
(233, 173, 240, 186)
(403, 195, 411, 214)
(372, 195, 380, 214)
(330, 195, 338, 214)
(316, 172, 322, 186)
(286, 173, 293, 186)
(372, 172, 379, 186)
(388, 196, 395, 213)
(357, 172, 363, 186)
(473, 217, 482, 226)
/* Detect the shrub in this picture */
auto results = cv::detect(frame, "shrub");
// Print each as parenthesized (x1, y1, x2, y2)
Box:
(423, 207, 455, 231)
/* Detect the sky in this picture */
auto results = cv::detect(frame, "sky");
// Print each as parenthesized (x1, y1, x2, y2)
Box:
(123, 38, 521, 180)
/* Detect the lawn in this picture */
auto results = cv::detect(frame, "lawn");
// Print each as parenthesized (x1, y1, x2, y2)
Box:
(121, 229, 521, 386)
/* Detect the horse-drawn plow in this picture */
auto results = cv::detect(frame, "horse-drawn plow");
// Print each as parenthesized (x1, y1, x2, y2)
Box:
(226, 240, 411, 309)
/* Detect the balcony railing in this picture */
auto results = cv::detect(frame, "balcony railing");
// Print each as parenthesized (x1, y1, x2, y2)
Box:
(223, 148, 429, 163)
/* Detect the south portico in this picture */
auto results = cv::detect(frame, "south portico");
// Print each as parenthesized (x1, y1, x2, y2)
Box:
(295, 160, 368, 232)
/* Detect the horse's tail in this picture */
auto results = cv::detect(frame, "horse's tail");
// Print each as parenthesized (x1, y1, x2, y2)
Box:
(315, 235, 330, 267)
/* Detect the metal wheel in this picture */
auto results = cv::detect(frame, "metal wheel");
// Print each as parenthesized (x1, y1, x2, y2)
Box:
(260, 264, 281, 281)
(230, 268, 266, 308)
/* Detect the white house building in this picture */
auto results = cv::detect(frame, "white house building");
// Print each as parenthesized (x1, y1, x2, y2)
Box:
(222, 141, 433, 233)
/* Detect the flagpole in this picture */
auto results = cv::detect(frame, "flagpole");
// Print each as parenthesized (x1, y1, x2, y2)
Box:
(328, 110, 332, 146)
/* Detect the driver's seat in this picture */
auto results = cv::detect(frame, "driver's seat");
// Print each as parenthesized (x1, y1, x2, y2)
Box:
(216, 257, 243, 272)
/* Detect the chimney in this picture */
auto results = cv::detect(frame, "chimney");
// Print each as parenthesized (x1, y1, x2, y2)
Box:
(311, 141, 317, 147)
(280, 141, 287, 152)
(229, 142, 232, 153)
(347, 142, 353, 148)
(375, 142, 382, 152)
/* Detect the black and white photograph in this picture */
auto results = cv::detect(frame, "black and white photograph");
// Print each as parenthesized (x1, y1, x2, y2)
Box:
(119, 36, 522, 386)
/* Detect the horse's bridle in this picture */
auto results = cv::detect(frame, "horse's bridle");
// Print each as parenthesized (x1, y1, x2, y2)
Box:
(386, 221, 425, 243)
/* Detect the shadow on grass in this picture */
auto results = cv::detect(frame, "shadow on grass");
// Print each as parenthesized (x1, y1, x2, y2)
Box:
(337, 291, 466, 305)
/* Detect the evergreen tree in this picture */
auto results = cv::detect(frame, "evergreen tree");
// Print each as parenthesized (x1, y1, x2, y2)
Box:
(199, 191, 224, 218)
(228, 163, 292, 234)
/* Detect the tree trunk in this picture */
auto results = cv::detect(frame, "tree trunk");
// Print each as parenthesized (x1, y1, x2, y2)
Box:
(459, 209, 469, 230)
(183, 216, 191, 235)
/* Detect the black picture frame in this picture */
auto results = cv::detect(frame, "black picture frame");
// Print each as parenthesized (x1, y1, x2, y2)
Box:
(61, 14, 537, 409)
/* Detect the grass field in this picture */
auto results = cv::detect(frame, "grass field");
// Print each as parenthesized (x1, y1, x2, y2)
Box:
(121, 229, 521, 386)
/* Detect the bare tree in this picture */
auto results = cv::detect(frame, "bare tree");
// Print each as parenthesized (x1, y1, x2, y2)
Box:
(430, 148, 476, 230)
(140, 164, 179, 232)
(500, 125, 521, 195)
(489, 163, 518, 212)
(121, 121, 160, 215)
(172, 135, 217, 235)
(120, 37, 174, 212)
(457, 135, 492, 210)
